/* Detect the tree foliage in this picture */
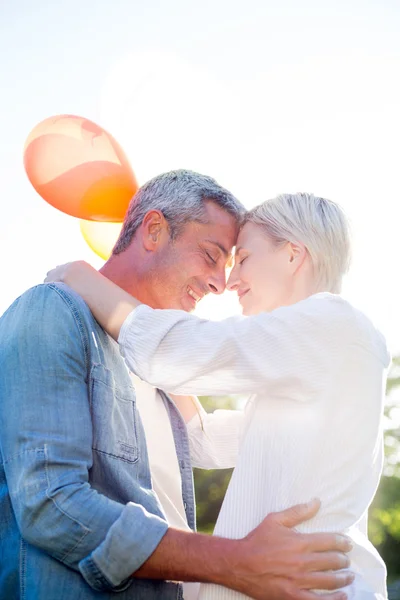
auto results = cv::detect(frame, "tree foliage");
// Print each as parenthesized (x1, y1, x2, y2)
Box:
(369, 356, 400, 577)
(194, 395, 235, 533)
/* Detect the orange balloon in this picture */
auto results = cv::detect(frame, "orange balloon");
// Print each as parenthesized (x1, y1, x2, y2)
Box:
(24, 115, 138, 222)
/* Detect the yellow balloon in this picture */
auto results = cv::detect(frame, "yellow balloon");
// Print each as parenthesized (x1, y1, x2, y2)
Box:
(80, 219, 123, 260)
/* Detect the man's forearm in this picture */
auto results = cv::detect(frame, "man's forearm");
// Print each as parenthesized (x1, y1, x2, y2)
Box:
(133, 528, 242, 590)
(133, 505, 355, 600)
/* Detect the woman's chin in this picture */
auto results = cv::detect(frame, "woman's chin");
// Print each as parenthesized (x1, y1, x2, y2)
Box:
(241, 303, 258, 317)
(241, 301, 269, 317)
(239, 294, 267, 316)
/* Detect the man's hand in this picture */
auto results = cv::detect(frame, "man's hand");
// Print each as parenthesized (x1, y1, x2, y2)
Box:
(134, 499, 354, 600)
(230, 498, 353, 599)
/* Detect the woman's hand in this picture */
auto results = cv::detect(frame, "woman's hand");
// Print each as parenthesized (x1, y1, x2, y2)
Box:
(44, 260, 139, 341)
(45, 260, 95, 285)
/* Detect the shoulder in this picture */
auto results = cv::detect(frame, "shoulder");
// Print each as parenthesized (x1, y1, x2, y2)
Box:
(269, 292, 350, 328)
(5, 282, 93, 317)
(0, 283, 97, 341)
(0, 285, 97, 383)
(294, 293, 390, 367)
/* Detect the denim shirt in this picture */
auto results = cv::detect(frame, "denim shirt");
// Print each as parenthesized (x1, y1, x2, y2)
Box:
(0, 283, 195, 600)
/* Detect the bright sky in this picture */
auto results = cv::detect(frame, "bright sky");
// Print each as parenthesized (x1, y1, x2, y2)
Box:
(1, 0, 399, 356)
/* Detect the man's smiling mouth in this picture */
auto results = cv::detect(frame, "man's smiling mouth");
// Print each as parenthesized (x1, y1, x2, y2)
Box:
(187, 286, 202, 303)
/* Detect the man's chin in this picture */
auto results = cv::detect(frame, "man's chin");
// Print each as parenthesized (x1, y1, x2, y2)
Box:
(180, 294, 198, 312)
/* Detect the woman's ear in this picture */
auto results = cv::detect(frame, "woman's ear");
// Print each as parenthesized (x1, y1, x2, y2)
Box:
(288, 242, 307, 272)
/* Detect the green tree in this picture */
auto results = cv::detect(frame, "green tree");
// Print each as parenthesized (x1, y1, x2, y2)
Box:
(369, 356, 400, 578)
(194, 395, 236, 533)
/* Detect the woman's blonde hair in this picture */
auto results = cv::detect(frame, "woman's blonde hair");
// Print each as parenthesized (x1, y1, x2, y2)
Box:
(245, 193, 351, 294)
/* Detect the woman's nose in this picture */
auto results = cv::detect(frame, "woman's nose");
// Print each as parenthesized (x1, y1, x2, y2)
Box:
(227, 266, 240, 291)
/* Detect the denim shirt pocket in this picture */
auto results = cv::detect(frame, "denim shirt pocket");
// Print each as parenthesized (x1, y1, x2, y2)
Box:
(89, 364, 139, 464)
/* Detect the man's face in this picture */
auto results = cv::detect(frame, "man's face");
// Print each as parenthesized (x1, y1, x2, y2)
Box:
(150, 201, 239, 311)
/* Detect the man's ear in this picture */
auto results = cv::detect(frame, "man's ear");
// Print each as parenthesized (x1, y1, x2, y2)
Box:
(141, 210, 169, 251)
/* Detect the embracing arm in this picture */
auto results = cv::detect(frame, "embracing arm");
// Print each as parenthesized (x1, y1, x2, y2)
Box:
(185, 402, 244, 469)
(134, 502, 354, 600)
(169, 393, 243, 468)
(0, 285, 242, 588)
(0, 284, 168, 591)
(118, 298, 336, 397)
(45, 264, 243, 468)
(45, 260, 138, 340)
(45, 262, 336, 398)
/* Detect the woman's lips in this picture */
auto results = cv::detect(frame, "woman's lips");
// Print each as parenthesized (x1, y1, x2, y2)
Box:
(238, 289, 249, 302)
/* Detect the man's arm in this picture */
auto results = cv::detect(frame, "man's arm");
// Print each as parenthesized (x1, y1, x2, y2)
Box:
(136, 502, 353, 600)
(0, 284, 168, 591)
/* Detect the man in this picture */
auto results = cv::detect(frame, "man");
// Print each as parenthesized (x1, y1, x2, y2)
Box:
(0, 170, 353, 600)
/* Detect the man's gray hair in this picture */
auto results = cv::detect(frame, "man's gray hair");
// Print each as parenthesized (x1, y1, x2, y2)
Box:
(113, 169, 245, 254)
(245, 193, 351, 294)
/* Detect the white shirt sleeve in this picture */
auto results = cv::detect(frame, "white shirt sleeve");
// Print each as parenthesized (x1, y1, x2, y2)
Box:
(186, 407, 244, 469)
(118, 295, 347, 397)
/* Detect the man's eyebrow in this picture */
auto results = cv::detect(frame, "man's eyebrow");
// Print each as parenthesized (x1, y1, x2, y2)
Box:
(205, 240, 230, 258)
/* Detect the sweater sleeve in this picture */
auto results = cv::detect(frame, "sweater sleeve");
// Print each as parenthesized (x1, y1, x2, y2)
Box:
(186, 408, 244, 469)
(118, 295, 339, 398)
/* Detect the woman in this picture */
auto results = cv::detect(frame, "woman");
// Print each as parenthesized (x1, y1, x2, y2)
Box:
(46, 193, 390, 599)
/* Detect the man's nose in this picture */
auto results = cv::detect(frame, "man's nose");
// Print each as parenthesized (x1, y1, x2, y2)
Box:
(207, 268, 227, 295)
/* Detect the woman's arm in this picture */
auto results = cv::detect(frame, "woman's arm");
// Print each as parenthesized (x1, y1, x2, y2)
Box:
(170, 394, 244, 469)
(169, 393, 201, 424)
(117, 298, 339, 396)
(46, 264, 336, 400)
(45, 261, 138, 340)
(186, 407, 244, 469)
(46, 262, 243, 468)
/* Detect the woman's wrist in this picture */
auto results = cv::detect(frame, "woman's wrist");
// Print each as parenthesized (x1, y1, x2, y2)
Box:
(64, 261, 95, 286)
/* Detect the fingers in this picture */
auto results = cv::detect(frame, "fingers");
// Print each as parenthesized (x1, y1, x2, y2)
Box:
(276, 570, 353, 600)
(302, 570, 355, 591)
(273, 498, 321, 528)
(311, 595, 347, 600)
(304, 551, 350, 572)
(300, 532, 353, 554)
(296, 591, 348, 600)
(44, 264, 69, 284)
(284, 570, 354, 600)
(44, 271, 57, 283)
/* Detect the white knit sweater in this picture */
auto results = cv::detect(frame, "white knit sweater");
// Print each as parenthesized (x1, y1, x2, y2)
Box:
(119, 293, 390, 600)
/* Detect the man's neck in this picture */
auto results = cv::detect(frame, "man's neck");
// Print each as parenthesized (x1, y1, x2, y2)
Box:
(99, 254, 153, 306)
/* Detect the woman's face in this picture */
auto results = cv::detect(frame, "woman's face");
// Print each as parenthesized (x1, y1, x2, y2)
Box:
(227, 222, 297, 316)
